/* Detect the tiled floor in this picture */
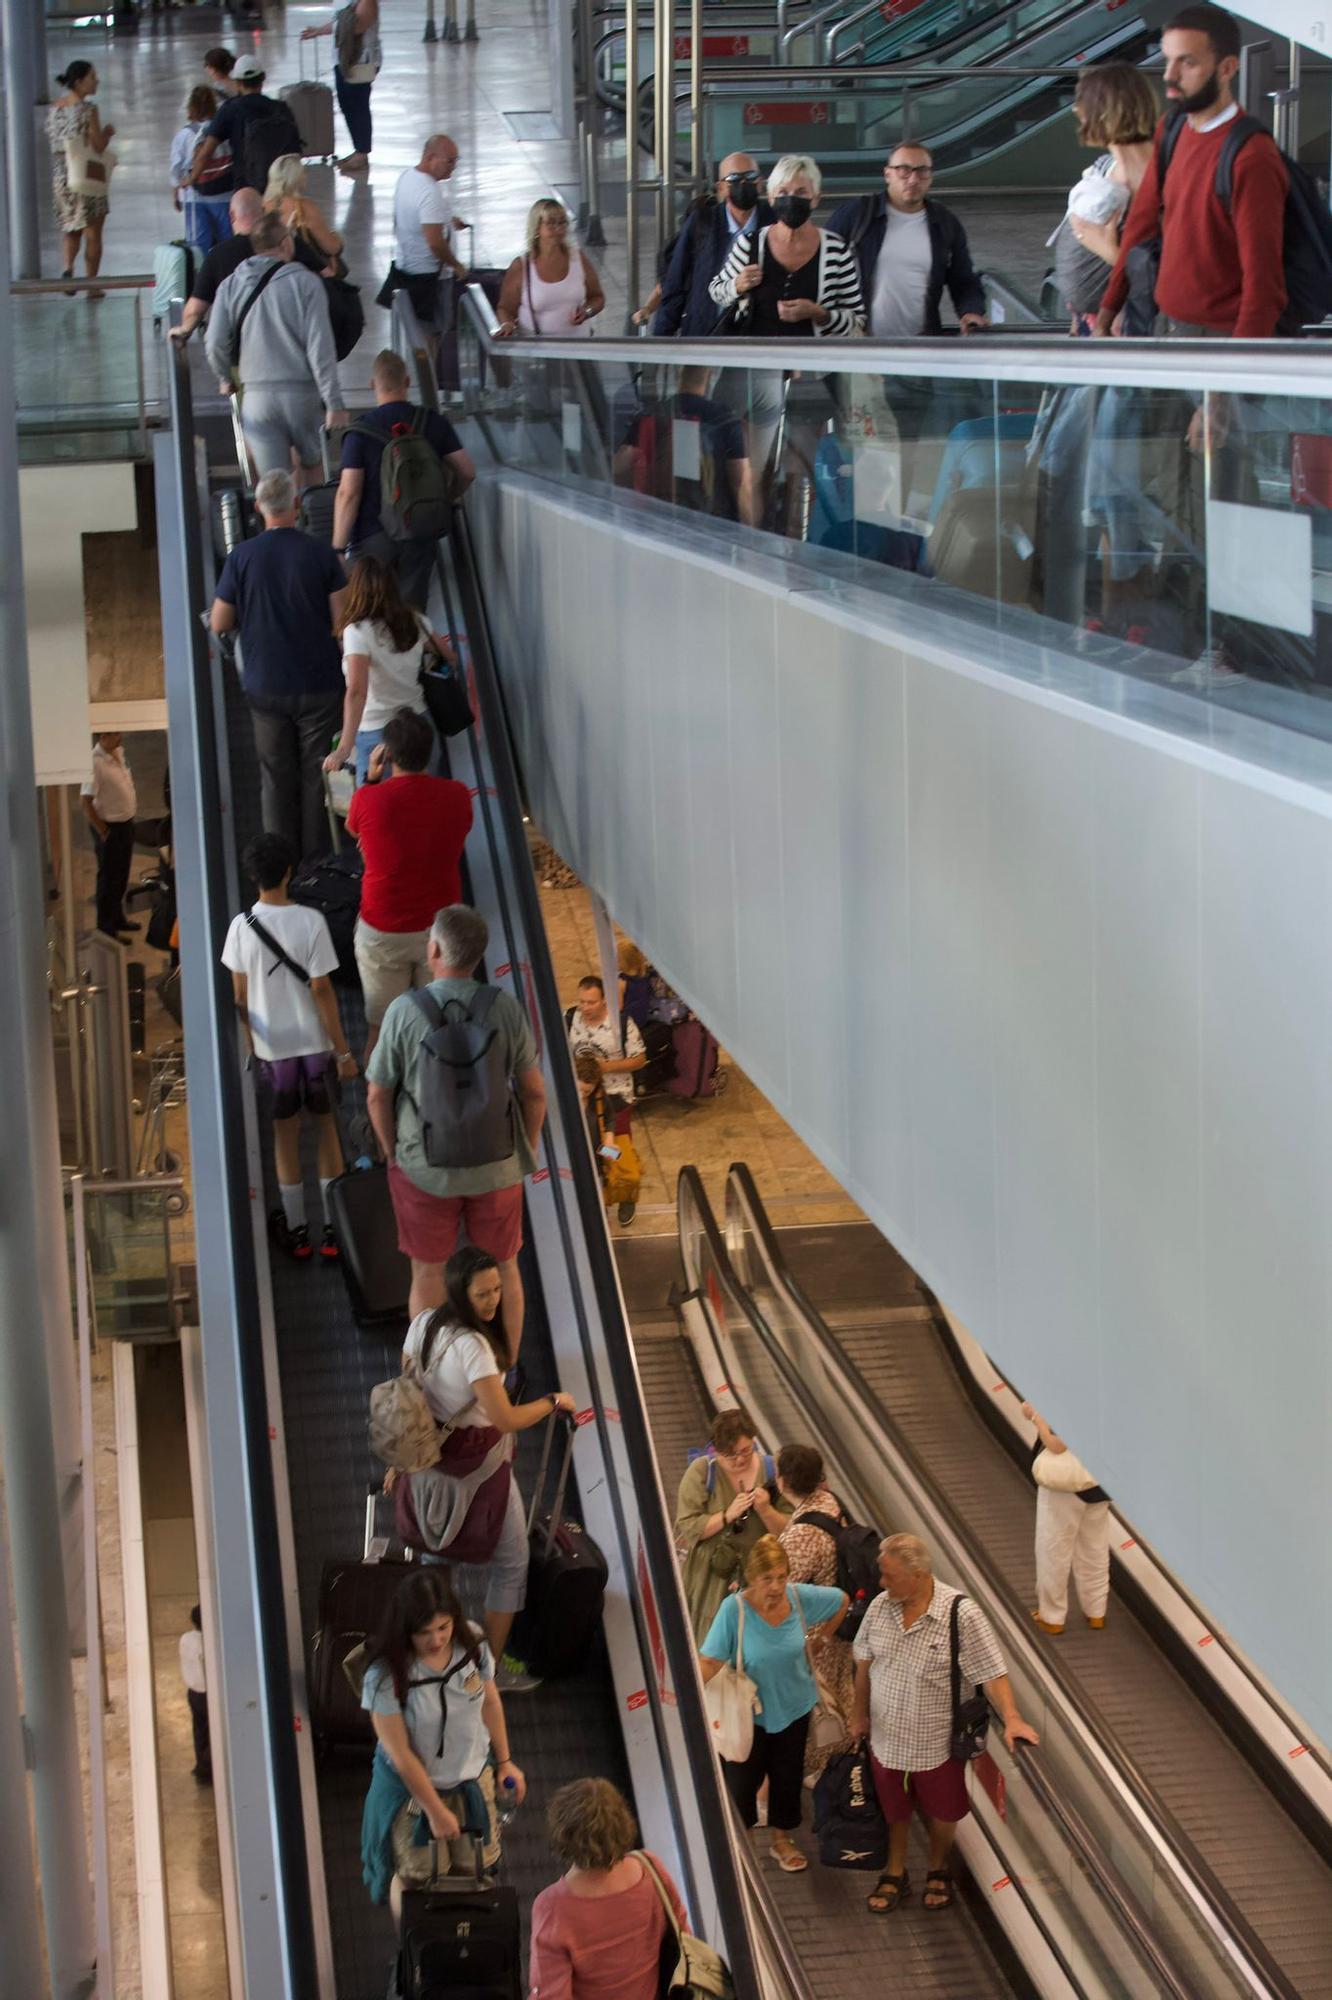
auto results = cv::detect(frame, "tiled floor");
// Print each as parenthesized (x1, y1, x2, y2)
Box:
(533, 832, 866, 1235)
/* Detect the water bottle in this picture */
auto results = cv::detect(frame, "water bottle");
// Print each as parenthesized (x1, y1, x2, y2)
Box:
(497, 1775, 520, 1829)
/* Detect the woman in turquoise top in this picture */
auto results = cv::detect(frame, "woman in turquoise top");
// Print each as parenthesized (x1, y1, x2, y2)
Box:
(700, 1534, 847, 1872)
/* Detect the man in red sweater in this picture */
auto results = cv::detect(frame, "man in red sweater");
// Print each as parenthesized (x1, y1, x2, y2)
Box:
(1095, 4, 1287, 338)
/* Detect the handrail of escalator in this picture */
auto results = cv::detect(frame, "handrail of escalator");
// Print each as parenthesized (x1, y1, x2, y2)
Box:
(721, 1160, 1301, 2000)
(162, 319, 322, 1994)
(439, 517, 769, 2000)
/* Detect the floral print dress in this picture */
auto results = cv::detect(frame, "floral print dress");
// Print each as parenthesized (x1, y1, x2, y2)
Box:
(48, 99, 109, 231)
(780, 1490, 855, 1776)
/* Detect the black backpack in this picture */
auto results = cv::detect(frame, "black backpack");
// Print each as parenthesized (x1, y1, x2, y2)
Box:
(797, 1506, 882, 1642)
(1126, 108, 1332, 335)
(236, 98, 304, 196)
(402, 986, 515, 1171)
(811, 1745, 888, 1872)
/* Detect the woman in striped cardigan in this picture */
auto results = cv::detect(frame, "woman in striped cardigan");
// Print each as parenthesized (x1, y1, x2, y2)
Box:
(709, 153, 865, 338)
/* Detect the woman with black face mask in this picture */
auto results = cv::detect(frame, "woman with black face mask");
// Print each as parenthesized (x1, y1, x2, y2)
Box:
(708, 153, 864, 340)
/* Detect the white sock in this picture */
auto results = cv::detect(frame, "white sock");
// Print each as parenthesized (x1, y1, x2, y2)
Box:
(318, 1177, 337, 1223)
(279, 1182, 306, 1230)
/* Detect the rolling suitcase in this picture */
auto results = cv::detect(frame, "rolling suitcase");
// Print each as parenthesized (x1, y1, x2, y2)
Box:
(398, 1842, 522, 2000)
(666, 1018, 726, 1099)
(509, 1416, 607, 1680)
(281, 39, 336, 163)
(326, 1162, 412, 1327)
(298, 429, 340, 545)
(308, 1491, 415, 1753)
(153, 239, 194, 320)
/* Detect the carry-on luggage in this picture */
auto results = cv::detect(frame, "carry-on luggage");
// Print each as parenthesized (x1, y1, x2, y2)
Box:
(281, 39, 336, 163)
(326, 1161, 412, 1327)
(812, 1745, 889, 1872)
(298, 479, 339, 543)
(153, 239, 194, 320)
(289, 848, 362, 985)
(308, 1491, 415, 1753)
(666, 1018, 727, 1099)
(397, 1843, 522, 2000)
(509, 1416, 607, 1680)
(436, 255, 507, 392)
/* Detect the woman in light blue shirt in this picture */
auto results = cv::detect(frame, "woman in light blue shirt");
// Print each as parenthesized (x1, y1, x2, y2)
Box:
(700, 1535, 847, 1872)
(359, 1569, 526, 1918)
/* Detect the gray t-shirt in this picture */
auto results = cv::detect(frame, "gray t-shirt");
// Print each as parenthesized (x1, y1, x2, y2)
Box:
(367, 976, 539, 1197)
(362, 1638, 495, 1787)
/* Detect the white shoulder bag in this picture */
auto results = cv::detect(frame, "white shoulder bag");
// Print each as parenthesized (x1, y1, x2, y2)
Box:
(1032, 1446, 1097, 1494)
(637, 1851, 736, 2000)
(703, 1594, 761, 1763)
(65, 130, 116, 197)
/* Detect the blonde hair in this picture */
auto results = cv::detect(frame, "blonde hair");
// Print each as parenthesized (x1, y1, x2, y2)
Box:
(744, 1534, 790, 1585)
(546, 1778, 639, 1870)
(264, 153, 307, 202)
(526, 198, 570, 257)
(769, 153, 822, 199)
(618, 939, 648, 978)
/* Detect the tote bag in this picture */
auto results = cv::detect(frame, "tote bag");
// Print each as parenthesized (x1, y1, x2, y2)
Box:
(66, 133, 116, 197)
(638, 1852, 735, 2000)
(702, 1594, 761, 1762)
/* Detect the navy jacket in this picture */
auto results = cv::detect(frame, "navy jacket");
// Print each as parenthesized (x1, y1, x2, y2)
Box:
(826, 193, 986, 334)
(652, 199, 774, 336)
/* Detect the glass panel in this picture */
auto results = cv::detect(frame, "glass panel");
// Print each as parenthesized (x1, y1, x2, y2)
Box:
(76, 1184, 185, 1343)
(12, 289, 154, 455)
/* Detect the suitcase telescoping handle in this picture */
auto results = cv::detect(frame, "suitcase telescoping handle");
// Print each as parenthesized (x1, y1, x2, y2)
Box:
(526, 1410, 577, 1554)
(299, 31, 323, 81)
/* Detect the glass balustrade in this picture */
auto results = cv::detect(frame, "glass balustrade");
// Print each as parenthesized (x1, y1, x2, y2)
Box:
(11, 280, 157, 461)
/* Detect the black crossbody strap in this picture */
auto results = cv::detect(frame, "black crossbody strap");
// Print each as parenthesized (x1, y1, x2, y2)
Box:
(244, 910, 311, 984)
(949, 1593, 962, 1717)
(232, 256, 284, 365)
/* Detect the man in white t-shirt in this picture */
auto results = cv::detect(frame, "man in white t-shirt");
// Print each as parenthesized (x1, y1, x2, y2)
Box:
(380, 133, 468, 327)
(80, 732, 140, 942)
(179, 1605, 211, 1784)
(221, 830, 358, 1260)
(566, 975, 647, 1226)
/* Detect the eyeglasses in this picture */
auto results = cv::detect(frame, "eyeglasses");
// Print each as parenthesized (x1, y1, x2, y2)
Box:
(887, 164, 933, 178)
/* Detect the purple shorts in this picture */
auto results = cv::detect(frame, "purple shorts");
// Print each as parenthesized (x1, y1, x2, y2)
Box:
(255, 1052, 335, 1120)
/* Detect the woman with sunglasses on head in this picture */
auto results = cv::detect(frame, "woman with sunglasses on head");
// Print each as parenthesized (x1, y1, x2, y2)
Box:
(708, 154, 864, 339)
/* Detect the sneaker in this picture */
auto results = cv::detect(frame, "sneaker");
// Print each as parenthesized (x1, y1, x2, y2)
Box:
(268, 1209, 313, 1262)
(617, 1201, 637, 1227)
(319, 1225, 341, 1262)
(1170, 644, 1245, 692)
(495, 1654, 542, 1694)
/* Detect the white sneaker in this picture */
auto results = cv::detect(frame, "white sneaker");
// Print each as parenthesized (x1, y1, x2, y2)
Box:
(1170, 645, 1245, 691)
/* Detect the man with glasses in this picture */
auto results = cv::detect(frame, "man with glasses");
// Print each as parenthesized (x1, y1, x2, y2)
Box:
(652, 152, 773, 336)
(830, 143, 987, 338)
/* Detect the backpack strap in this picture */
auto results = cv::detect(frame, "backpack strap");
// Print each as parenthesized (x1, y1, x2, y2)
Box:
(467, 984, 504, 1026)
(231, 254, 284, 366)
(705, 1451, 716, 1499)
(244, 909, 312, 985)
(848, 189, 881, 254)
(948, 1592, 963, 1720)
(1214, 113, 1265, 213)
(1156, 105, 1190, 186)
(419, 1304, 451, 1375)
(796, 1510, 842, 1541)
(410, 987, 445, 1031)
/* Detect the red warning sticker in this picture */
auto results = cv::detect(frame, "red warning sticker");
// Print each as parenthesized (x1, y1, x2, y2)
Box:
(627, 1689, 649, 1711)
(575, 1408, 596, 1426)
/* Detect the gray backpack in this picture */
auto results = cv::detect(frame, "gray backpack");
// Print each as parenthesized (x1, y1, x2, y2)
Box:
(405, 986, 515, 1170)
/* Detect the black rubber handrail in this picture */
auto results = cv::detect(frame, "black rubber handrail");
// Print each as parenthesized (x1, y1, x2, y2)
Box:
(725, 1159, 1300, 2000)
(163, 327, 321, 1995)
(443, 516, 770, 2000)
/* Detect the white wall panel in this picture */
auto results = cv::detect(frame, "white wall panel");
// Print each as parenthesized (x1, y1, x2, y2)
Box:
(468, 472, 1332, 1746)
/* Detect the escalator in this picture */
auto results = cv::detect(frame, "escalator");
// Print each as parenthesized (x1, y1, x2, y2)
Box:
(154, 331, 792, 1996)
(677, 1161, 1332, 1998)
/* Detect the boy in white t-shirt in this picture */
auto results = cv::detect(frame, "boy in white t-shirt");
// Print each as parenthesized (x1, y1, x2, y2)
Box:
(221, 831, 358, 1260)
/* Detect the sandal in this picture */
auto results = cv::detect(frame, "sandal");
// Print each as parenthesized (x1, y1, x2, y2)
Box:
(866, 1869, 910, 1913)
(770, 1833, 807, 1873)
(923, 1869, 954, 1911)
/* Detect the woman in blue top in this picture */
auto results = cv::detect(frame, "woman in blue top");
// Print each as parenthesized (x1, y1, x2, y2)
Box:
(360, 1570, 526, 1920)
(700, 1534, 847, 1872)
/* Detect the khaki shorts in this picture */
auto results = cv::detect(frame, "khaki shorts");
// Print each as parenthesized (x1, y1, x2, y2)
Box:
(391, 1764, 499, 1883)
(354, 918, 432, 1027)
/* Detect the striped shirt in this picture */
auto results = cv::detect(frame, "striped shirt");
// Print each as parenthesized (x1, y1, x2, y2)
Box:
(709, 225, 866, 339)
(853, 1580, 1006, 1771)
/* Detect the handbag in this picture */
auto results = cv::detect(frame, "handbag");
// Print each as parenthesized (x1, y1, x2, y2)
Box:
(793, 1587, 846, 1753)
(1032, 1446, 1097, 1494)
(418, 627, 473, 738)
(638, 1852, 735, 2000)
(948, 1594, 990, 1764)
(66, 133, 116, 198)
(712, 228, 761, 336)
(702, 1594, 761, 1763)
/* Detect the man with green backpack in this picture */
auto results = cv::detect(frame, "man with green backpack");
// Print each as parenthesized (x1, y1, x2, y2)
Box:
(333, 347, 475, 609)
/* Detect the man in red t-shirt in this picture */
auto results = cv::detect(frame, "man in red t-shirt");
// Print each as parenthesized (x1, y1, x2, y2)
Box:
(346, 707, 473, 1058)
(1095, 4, 1287, 340)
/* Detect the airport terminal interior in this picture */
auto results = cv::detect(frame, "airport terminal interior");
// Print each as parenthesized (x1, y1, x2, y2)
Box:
(4, 0, 1332, 1992)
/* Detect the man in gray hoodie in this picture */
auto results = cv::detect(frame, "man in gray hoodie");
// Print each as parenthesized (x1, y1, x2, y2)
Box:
(206, 211, 348, 485)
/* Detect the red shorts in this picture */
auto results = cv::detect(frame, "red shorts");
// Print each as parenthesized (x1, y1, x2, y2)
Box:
(869, 1752, 971, 1825)
(387, 1165, 525, 1265)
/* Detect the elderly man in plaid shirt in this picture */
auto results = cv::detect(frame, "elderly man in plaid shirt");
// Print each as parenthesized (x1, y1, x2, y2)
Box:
(850, 1533, 1038, 1914)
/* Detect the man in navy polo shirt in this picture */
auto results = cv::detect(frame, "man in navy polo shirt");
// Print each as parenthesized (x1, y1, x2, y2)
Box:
(333, 348, 475, 609)
(210, 468, 348, 860)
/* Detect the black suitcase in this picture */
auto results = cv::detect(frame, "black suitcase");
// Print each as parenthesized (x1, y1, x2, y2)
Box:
(326, 1161, 412, 1327)
(437, 264, 507, 392)
(309, 1493, 415, 1753)
(510, 1417, 607, 1679)
(398, 1847, 522, 2000)
(289, 848, 362, 982)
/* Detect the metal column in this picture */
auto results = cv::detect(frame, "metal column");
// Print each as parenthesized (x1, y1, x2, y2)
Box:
(4, 0, 43, 277)
(688, 0, 702, 184)
(0, 1508, 46, 2000)
(653, 0, 673, 246)
(0, 92, 98, 2000)
(625, 0, 640, 320)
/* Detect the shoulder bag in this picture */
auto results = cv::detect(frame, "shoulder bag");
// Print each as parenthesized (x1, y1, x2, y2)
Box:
(65, 125, 116, 197)
(1032, 1445, 1097, 1494)
(702, 1594, 761, 1763)
(243, 910, 312, 984)
(712, 227, 761, 336)
(948, 1594, 990, 1763)
(793, 1588, 847, 1753)
(638, 1851, 735, 2000)
(418, 621, 473, 737)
